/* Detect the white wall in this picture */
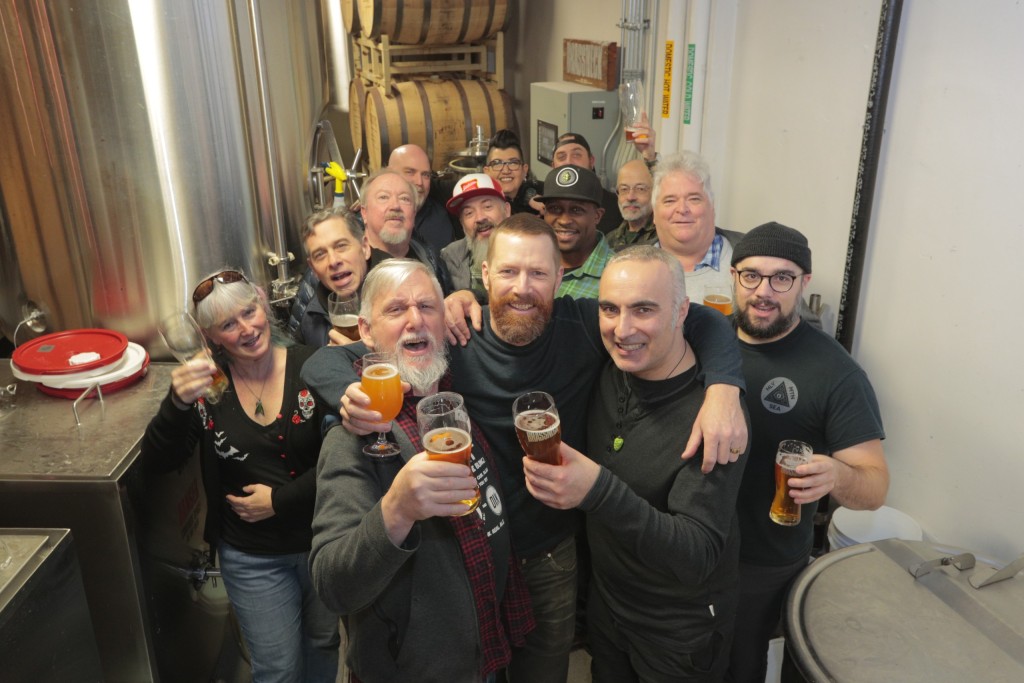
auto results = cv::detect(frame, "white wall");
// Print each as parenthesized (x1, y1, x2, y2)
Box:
(518, 0, 1023, 564)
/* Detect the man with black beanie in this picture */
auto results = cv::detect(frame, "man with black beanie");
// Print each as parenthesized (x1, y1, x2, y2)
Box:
(725, 222, 890, 683)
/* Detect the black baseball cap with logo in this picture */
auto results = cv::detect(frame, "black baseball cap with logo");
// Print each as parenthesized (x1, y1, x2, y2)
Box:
(536, 165, 603, 205)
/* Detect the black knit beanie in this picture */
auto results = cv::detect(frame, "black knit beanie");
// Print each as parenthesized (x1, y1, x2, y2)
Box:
(731, 222, 812, 274)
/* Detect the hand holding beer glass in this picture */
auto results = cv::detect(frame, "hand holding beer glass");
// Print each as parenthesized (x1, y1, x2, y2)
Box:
(360, 352, 403, 458)
(159, 311, 229, 404)
(416, 392, 480, 515)
(513, 391, 563, 465)
(328, 292, 360, 340)
(770, 440, 813, 526)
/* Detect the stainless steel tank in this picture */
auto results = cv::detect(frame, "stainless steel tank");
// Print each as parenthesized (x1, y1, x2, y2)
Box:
(0, 0, 344, 353)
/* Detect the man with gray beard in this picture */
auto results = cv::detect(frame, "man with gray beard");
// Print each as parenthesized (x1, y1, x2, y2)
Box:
(605, 159, 658, 251)
(359, 168, 454, 295)
(310, 258, 533, 683)
(442, 173, 511, 302)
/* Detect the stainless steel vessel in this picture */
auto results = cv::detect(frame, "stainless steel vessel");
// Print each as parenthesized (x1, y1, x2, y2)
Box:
(0, 365, 237, 682)
(0, 0, 343, 352)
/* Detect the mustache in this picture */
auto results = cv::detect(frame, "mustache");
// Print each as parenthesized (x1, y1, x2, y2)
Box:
(385, 211, 406, 220)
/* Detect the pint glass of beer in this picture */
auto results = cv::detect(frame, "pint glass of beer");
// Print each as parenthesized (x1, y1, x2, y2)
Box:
(702, 285, 733, 315)
(513, 391, 563, 465)
(416, 392, 480, 515)
(770, 440, 813, 526)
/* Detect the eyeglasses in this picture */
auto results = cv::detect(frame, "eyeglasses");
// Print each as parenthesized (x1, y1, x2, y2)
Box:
(735, 269, 802, 293)
(616, 183, 651, 196)
(485, 159, 523, 171)
(192, 270, 248, 305)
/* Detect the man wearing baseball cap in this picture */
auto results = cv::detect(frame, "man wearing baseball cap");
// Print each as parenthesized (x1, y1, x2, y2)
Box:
(726, 222, 888, 683)
(548, 133, 622, 233)
(442, 173, 511, 301)
(536, 164, 616, 299)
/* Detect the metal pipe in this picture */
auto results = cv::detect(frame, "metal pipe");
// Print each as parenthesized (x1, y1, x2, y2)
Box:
(835, 0, 904, 351)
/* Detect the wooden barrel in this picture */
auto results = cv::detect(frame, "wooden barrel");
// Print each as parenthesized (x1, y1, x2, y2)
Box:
(364, 78, 514, 172)
(341, 0, 361, 35)
(349, 77, 368, 151)
(357, 0, 511, 46)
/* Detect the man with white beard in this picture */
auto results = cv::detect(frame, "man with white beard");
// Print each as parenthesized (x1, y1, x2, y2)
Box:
(359, 168, 454, 295)
(310, 258, 533, 683)
(441, 173, 511, 301)
(605, 159, 658, 251)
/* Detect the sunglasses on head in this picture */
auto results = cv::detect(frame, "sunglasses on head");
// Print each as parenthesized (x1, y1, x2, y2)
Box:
(192, 270, 248, 305)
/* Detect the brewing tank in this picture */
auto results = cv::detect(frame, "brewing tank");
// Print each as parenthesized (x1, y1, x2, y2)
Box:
(0, 0, 337, 353)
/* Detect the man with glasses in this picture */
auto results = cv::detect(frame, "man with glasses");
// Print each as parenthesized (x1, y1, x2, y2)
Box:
(606, 159, 658, 251)
(483, 129, 544, 216)
(725, 223, 889, 683)
(537, 165, 615, 300)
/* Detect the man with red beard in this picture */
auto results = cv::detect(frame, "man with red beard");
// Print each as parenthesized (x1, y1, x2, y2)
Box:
(726, 223, 887, 683)
(441, 173, 511, 301)
(308, 214, 750, 683)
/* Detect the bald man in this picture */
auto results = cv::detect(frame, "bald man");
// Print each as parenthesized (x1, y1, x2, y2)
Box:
(388, 144, 460, 253)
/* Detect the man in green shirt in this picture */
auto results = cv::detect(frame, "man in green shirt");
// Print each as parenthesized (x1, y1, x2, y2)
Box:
(537, 165, 616, 300)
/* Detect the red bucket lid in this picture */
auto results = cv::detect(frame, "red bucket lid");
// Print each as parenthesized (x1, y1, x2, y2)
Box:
(12, 328, 129, 375)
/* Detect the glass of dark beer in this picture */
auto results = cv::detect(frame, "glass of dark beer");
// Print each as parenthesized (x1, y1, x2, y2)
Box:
(416, 392, 480, 515)
(513, 391, 563, 465)
(770, 440, 813, 526)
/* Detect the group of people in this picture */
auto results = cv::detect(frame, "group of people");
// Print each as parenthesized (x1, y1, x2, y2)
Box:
(141, 123, 889, 683)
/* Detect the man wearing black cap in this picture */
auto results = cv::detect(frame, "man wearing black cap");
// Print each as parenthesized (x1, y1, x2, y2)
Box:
(536, 165, 616, 300)
(549, 132, 622, 233)
(726, 222, 889, 683)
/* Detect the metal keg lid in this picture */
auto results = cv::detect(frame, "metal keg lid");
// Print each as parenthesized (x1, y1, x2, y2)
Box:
(785, 539, 1024, 682)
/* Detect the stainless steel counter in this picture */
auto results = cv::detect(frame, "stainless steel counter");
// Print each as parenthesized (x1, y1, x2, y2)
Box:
(0, 362, 233, 682)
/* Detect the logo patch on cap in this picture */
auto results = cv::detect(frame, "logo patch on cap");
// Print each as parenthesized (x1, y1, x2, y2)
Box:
(556, 168, 579, 187)
(459, 178, 480, 193)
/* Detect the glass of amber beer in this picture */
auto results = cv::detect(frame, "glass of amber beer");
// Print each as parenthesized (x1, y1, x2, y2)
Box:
(513, 391, 563, 465)
(770, 440, 813, 526)
(360, 352, 403, 458)
(159, 311, 229, 404)
(327, 292, 360, 340)
(416, 392, 480, 515)
(702, 285, 733, 315)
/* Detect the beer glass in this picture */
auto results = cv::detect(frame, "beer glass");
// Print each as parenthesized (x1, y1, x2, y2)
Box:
(512, 391, 563, 465)
(360, 352, 403, 458)
(158, 311, 229, 404)
(416, 392, 480, 515)
(770, 440, 813, 526)
(328, 292, 360, 339)
(703, 285, 733, 315)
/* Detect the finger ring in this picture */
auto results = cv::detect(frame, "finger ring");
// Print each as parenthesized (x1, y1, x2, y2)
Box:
(729, 447, 742, 455)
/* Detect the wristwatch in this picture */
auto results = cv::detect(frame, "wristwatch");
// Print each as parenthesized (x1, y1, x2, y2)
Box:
(644, 153, 659, 169)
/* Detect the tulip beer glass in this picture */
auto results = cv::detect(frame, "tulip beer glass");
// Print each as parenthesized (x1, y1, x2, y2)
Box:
(416, 392, 480, 515)
(328, 292, 360, 339)
(512, 391, 562, 465)
(158, 311, 229, 404)
(770, 440, 813, 526)
(360, 352, 403, 458)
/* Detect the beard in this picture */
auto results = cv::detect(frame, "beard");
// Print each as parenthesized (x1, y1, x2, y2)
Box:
(378, 215, 411, 246)
(390, 332, 449, 394)
(489, 290, 553, 346)
(735, 297, 800, 340)
(619, 202, 651, 223)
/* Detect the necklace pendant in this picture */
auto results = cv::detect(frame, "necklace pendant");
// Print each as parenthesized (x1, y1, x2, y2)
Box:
(612, 436, 624, 452)
(254, 399, 265, 417)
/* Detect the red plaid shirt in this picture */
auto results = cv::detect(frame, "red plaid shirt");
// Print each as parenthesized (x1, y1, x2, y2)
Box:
(387, 378, 534, 679)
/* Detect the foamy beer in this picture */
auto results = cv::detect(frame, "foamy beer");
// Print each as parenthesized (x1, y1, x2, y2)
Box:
(702, 285, 733, 315)
(513, 391, 563, 465)
(327, 292, 360, 339)
(416, 392, 480, 515)
(770, 440, 813, 526)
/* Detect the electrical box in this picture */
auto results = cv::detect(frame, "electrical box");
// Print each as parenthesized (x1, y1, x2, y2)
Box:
(530, 81, 619, 183)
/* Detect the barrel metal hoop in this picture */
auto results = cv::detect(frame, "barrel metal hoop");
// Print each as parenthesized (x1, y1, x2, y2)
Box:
(418, 0, 431, 44)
